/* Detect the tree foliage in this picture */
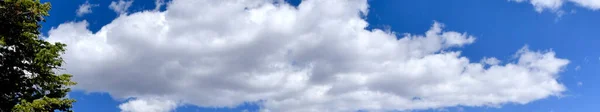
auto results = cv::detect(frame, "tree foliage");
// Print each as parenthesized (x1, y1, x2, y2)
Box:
(0, 0, 76, 111)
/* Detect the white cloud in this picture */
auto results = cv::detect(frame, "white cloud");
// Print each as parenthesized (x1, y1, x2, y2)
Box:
(481, 57, 501, 65)
(570, 0, 600, 10)
(76, 1, 98, 17)
(119, 97, 178, 112)
(154, 0, 165, 11)
(575, 65, 581, 71)
(512, 0, 564, 12)
(577, 81, 583, 86)
(510, 0, 600, 12)
(48, 0, 569, 111)
(109, 0, 133, 14)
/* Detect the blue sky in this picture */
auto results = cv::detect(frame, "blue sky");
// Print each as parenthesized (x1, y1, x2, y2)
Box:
(40, 0, 599, 112)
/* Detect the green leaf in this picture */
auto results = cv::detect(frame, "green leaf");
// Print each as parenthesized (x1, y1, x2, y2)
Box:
(1, 0, 76, 111)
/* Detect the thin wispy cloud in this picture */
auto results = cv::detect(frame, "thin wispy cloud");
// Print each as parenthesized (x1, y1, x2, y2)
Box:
(76, 1, 98, 17)
(109, 0, 133, 14)
(511, 0, 600, 13)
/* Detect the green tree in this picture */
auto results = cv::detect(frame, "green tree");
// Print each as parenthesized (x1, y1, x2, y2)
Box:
(0, 0, 76, 111)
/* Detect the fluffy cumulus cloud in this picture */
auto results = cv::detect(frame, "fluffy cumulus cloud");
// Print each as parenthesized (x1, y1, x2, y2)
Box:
(76, 1, 97, 17)
(511, 0, 600, 12)
(47, 0, 569, 111)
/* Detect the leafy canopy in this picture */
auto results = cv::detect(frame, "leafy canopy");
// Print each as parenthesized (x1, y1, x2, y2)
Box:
(1, 0, 76, 111)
